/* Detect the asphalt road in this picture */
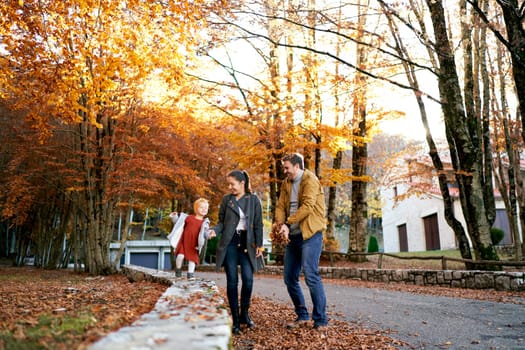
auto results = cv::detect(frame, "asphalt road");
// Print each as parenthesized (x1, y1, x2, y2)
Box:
(198, 271, 525, 349)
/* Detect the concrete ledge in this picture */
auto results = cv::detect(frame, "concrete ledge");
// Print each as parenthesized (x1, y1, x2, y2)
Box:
(89, 265, 231, 350)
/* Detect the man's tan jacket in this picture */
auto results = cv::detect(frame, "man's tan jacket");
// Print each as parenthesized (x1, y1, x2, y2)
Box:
(275, 169, 327, 240)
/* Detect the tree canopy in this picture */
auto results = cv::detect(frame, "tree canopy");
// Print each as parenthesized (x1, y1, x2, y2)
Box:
(1, 0, 523, 273)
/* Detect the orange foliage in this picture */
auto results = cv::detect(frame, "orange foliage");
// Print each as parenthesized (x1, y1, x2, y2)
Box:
(0, 1, 234, 272)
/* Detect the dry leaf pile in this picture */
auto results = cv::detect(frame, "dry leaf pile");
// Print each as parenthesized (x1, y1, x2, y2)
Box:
(0, 266, 165, 350)
(269, 224, 289, 245)
(231, 294, 407, 350)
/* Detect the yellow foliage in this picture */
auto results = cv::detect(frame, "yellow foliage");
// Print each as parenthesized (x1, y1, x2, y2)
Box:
(0, 1, 201, 135)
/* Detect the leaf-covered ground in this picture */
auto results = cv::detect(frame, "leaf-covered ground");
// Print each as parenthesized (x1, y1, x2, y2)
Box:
(232, 294, 406, 349)
(0, 266, 166, 350)
(1, 263, 523, 350)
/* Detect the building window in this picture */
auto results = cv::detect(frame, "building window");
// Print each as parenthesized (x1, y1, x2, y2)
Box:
(398, 224, 408, 252)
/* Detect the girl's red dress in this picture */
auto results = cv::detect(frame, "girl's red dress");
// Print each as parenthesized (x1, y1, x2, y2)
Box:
(174, 215, 203, 263)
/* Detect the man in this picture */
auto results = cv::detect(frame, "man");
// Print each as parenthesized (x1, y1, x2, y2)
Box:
(273, 153, 328, 329)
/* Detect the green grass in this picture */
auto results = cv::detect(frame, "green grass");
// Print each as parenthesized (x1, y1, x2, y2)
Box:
(0, 312, 96, 350)
(377, 249, 466, 270)
(394, 249, 462, 258)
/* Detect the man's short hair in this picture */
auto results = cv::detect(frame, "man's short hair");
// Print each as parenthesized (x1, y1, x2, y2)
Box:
(282, 153, 304, 170)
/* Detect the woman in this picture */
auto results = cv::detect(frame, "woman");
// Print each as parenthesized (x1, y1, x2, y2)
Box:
(209, 170, 264, 335)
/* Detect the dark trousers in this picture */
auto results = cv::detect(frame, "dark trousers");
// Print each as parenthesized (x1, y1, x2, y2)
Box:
(223, 241, 254, 312)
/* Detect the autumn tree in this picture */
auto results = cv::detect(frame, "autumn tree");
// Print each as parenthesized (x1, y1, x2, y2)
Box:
(467, 0, 525, 257)
(258, 0, 523, 264)
(378, 0, 475, 262)
(376, 0, 525, 264)
(346, 0, 372, 259)
(0, 0, 221, 274)
(468, 0, 525, 146)
(419, 0, 498, 262)
(199, 1, 386, 257)
(489, 29, 524, 260)
(168, 1, 524, 266)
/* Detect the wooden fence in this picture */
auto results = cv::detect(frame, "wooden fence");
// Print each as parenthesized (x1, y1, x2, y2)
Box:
(321, 251, 525, 270)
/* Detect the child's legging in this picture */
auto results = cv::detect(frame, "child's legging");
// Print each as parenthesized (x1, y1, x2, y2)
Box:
(175, 254, 196, 273)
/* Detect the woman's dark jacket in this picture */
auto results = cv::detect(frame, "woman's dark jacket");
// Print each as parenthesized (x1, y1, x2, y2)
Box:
(213, 193, 264, 272)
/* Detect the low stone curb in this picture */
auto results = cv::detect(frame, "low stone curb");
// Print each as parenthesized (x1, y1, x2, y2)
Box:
(314, 266, 525, 291)
(199, 264, 525, 291)
(88, 265, 231, 350)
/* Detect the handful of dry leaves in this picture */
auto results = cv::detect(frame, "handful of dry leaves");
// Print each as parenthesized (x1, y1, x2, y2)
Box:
(269, 223, 289, 244)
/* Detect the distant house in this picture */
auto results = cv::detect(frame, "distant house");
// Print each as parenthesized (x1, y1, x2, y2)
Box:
(380, 155, 520, 253)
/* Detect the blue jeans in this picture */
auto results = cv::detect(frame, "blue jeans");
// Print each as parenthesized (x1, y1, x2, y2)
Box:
(223, 241, 254, 312)
(284, 232, 328, 326)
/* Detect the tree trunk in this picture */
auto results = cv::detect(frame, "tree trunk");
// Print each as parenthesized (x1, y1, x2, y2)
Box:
(325, 4, 345, 252)
(326, 151, 342, 251)
(380, 0, 474, 264)
(265, 0, 286, 261)
(347, 0, 369, 261)
(426, 0, 498, 265)
(79, 102, 116, 274)
(112, 204, 134, 268)
(502, 119, 522, 260)
(495, 0, 525, 258)
(496, 0, 525, 147)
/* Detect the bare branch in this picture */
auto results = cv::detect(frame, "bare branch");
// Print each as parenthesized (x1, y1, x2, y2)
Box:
(218, 16, 441, 104)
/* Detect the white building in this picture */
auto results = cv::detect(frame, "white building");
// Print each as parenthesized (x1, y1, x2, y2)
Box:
(381, 156, 518, 253)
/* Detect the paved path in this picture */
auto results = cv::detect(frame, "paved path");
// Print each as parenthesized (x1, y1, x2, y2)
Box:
(198, 271, 525, 349)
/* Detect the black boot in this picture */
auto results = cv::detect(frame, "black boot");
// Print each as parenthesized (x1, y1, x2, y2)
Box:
(240, 305, 255, 328)
(231, 312, 241, 335)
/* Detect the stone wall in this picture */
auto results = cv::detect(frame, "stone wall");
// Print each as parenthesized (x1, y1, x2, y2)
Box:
(259, 266, 525, 291)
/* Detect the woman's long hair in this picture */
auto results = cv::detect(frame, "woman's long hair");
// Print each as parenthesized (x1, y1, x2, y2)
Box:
(228, 170, 251, 194)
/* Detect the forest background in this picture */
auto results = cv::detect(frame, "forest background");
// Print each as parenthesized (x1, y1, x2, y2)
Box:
(1, 0, 525, 275)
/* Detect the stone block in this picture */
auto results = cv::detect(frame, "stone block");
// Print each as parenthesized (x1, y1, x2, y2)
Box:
(464, 276, 476, 289)
(425, 272, 437, 285)
(510, 277, 525, 292)
(414, 275, 424, 285)
(494, 275, 510, 291)
(381, 273, 390, 283)
(452, 271, 463, 279)
(436, 271, 445, 284)
(451, 280, 462, 288)
(392, 270, 404, 282)
(474, 273, 494, 289)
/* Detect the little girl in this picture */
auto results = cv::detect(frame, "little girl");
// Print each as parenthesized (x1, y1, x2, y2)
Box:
(170, 198, 210, 279)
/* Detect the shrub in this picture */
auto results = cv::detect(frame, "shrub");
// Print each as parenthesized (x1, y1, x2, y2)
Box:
(367, 235, 379, 253)
(490, 227, 505, 245)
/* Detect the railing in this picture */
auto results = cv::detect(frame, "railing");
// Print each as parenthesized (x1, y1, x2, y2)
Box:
(321, 251, 525, 270)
